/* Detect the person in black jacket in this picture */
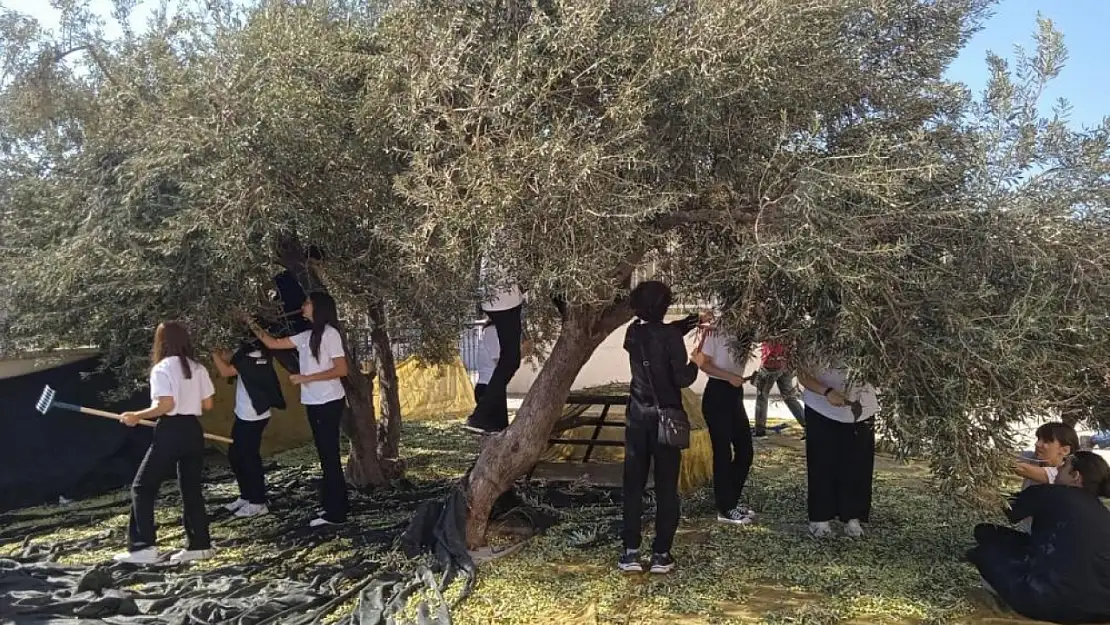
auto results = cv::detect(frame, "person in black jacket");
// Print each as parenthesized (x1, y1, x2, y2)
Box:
(212, 336, 286, 518)
(618, 280, 703, 575)
(967, 451, 1110, 624)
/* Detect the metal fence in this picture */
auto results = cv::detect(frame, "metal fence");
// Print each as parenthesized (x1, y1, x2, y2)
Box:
(344, 321, 484, 378)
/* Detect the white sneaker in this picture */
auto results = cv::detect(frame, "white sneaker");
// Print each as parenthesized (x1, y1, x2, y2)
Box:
(809, 521, 833, 539)
(308, 516, 343, 528)
(717, 507, 755, 526)
(112, 548, 160, 565)
(234, 503, 269, 518)
(844, 519, 864, 538)
(168, 548, 215, 564)
(225, 498, 248, 513)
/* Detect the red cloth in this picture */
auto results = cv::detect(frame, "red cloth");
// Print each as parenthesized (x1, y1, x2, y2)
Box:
(761, 342, 789, 370)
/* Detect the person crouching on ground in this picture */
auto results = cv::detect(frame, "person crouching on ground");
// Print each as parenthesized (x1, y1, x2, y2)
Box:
(212, 334, 286, 518)
(619, 280, 701, 575)
(968, 451, 1110, 624)
(797, 357, 881, 538)
(115, 321, 216, 565)
(694, 316, 758, 526)
(248, 291, 350, 528)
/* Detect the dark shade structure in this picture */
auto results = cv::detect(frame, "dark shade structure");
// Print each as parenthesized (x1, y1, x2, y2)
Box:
(0, 352, 153, 512)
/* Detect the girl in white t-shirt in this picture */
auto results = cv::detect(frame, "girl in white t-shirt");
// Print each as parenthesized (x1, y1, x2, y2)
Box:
(693, 324, 758, 526)
(114, 321, 216, 565)
(1012, 422, 1079, 532)
(798, 359, 881, 539)
(250, 292, 349, 528)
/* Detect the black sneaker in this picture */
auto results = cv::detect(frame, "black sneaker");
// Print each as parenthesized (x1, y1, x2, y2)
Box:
(649, 552, 675, 574)
(617, 550, 642, 573)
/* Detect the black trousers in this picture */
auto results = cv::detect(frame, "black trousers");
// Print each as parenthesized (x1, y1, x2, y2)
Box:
(702, 378, 754, 515)
(229, 417, 270, 504)
(469, 305, 522, 430)
(621, 410, 682, 554)
(805, 407, 874, 523)
(306, 399, 349, 521)
(473, 384, 509, 430)
(128, 415, 211, 552)
(968, 523, 1049, 621)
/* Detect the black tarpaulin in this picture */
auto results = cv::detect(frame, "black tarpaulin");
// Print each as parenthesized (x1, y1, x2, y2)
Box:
(0, 353, 152, 512)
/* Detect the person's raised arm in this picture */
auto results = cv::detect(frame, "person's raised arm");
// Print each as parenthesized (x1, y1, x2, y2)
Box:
(1012, 460, 1053, 484)
(668, 327, 699, 388)
(211, 350, 238, 379)
(246, 318, 296, 351)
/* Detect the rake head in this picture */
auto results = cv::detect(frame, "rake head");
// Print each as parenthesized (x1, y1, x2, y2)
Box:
(36, 385, 57, 414)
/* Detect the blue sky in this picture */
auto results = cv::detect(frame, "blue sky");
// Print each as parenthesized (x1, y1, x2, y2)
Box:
(945, 0, 1109, 129)
(5, 0, 1107, 128)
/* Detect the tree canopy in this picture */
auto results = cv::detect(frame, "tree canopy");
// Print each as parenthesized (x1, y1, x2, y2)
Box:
(2, 0, 1110, 536)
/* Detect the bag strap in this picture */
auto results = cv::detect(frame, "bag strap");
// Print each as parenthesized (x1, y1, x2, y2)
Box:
(635, 323, 663, 409)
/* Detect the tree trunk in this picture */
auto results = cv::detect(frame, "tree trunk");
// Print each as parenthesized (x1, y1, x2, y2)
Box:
(341, 366, 388, 487)
(463, 301, 632, 547)
(273, 235, 389, 487)
(369, 302, 405, 480)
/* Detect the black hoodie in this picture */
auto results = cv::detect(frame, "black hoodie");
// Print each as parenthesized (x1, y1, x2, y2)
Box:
(230, 345, 287, 416)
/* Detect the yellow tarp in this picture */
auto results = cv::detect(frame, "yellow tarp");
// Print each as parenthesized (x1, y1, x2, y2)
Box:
(203, 356, 474, 456)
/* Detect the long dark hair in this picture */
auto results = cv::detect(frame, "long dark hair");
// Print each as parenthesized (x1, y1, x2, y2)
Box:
(152, 321, 197, 380)
(1070, 451, 1110, 498)
(308, 292, 341, 361)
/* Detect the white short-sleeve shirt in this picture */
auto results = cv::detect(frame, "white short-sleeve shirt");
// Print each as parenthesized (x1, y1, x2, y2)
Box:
(801, 363, 880, 423)
(701, 330, 748, 380)
(477, 325, 500, 385)
(291, 326, 347, 406)
(479, 256, 523, 312)
(150, 357, 215, 416)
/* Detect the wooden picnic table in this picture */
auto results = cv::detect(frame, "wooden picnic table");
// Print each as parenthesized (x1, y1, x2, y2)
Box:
(546, 389, 630, 463)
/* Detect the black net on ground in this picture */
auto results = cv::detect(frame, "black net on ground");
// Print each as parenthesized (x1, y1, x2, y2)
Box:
(0, 462, 594, 625)
(0, 355, 154, 513)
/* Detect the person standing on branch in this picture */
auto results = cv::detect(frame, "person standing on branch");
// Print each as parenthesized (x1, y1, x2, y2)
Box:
(248, 292, 350, 528)
(464, 254, 523, 434)
(212, 334, 286, 518)
(753, 340, 806, 438)
(694, 316, 759, 526)
(472, 317, 508, 430)
(619, 281, 701, 575)
(114, 321, 216, 565)
(797, 357, 881, 538)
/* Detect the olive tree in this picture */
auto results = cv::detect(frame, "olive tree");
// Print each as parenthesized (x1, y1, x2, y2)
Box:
(363, 0, 1110, 545)
(0, 0, 472, 484)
